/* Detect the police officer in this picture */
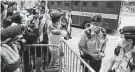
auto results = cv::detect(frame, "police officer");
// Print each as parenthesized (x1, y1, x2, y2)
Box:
(104, 26, 135, 72)
(78, 14, 107, 72)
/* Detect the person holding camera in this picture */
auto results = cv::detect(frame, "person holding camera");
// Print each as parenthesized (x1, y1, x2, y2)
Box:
(78, 14, 107, 72)
(1, 44, 21, 72)
(1, 2, 22, 72)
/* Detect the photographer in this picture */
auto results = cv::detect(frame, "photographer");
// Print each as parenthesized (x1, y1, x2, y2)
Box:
(1, 3, 23, 72)
(1, 44, 21, 72)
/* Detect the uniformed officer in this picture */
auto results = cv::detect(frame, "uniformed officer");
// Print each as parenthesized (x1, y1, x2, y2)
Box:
(78, 14, 107, 72)
(104, 26, 135, 72)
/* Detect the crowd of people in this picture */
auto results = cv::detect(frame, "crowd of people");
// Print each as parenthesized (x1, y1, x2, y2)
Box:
(1, 1, 72, 72)
(1, 1, 135, 72)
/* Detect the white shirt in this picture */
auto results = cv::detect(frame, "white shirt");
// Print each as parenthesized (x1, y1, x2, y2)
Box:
(48, 29, 67, 45)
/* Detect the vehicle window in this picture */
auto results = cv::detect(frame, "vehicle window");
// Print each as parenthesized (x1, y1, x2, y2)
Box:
(57, 1, 61, 5)
(83, 2, 87, 7)
(65, 2, 70, 7)
(92, 1, 98, 8)
(51, 1, 54, 5)
(74, 1, 79, 7)
(107, 2, 114, 8)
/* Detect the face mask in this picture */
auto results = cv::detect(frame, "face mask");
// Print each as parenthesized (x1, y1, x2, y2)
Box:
(90, 24, 98, 31)
(91, 22, 101, 31)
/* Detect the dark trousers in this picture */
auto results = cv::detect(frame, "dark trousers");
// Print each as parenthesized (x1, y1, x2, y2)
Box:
(24, 50, 30, 72)
(81, 54, 102, 72)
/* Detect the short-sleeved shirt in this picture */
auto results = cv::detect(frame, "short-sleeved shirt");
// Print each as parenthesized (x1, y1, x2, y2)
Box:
(112, 39, 134, 72)
(79, 27, 107, 54)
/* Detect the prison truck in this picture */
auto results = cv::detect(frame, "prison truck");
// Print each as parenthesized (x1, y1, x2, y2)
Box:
(48, 1, 122, 30)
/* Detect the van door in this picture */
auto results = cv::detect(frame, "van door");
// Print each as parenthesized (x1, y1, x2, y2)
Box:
(71, 1, 81, 26)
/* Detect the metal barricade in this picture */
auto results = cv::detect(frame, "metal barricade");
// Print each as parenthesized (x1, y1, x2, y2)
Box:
(60, 39, 95, 72)
(20, 39, 95, 72)
(21, 44, 63, 72)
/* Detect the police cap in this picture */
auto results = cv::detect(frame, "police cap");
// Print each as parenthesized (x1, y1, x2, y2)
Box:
(91, 14, 103, 22)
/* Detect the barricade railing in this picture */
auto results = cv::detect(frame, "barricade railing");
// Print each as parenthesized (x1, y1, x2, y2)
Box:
(20, 39, 95, 72)
(21, 44, 63, 72)
(60, 39, 95, 72)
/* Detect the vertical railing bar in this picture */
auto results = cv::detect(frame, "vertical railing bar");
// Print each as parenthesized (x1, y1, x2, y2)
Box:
(59, 46, 61, 72)
(76, 57, 78, 72)
(64, 43, 65, 71)
(65, 43, 67, 71)
(72, 52, 75, 72)
(79, 59, 81, 72)
(22, 50, 24, 72)
(83, 64, 86, 72)
(61, 42, 64, 72)
(28, 46, 30, 71)
(70, 51, 72, 72)
(47, 46, 49, 72)
(68, 49, 70, 71)
(59, 42, 62, 72)
(67, 45, 69, 72)
(41, 46, 43, 71)
(61, 42, 63, 71)
(63, 42, 65, 68)
(62, 41, 66, 72)
(35, 46, 36, 71)
(53, 46, 54, 72)
(63, 43, 65, 71)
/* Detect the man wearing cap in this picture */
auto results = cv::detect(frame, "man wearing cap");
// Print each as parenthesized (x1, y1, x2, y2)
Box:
(48, 13, 67, 65)
(78, 14, 107, 72)
(104, 26, 135, 72)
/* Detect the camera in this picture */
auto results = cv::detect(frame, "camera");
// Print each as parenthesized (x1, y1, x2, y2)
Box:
(1, 25, 27, 51)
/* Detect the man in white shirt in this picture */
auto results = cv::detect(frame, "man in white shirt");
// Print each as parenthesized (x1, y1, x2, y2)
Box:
(48, 13, 67, 66)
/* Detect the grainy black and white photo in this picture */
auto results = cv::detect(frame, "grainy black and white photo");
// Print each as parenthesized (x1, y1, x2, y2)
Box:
(0, 0, 135, 72)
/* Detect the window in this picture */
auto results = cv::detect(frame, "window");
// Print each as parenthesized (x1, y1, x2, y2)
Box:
(83, 2, 87, 7)
(65, 2, 70, 7)
(92, 2, 98, 8)
(74, 1, 79, 6)
(57, 1, 61, 5)
(107, 3, 114, 8)
(51, 1, 54, 5)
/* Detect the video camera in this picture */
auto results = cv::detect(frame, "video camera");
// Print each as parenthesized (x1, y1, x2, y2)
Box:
(1, 25, 27, 51)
